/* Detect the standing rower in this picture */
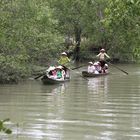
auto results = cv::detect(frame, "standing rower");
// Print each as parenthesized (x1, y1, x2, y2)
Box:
(58, 52, 71, 78)
(96, 48, 110, 70)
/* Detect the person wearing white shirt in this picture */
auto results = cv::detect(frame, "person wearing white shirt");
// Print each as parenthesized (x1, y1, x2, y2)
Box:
(88, 62, 95, 73)
(93, 62, 99, 74)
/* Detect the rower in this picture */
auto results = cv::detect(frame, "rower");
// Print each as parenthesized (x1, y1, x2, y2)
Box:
(58, 52, 71, 78)
(96, 48, 110, 69)
(58, 52, 70, 66)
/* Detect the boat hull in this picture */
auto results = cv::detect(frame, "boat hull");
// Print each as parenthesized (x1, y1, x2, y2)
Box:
(41, 75, 70, 85)
(82, 71, 109, 77)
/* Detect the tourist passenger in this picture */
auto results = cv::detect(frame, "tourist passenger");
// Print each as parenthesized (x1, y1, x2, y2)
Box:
(46, 66, 57, 79)
(93, 62, 100, 74)
(88, 62, 94, 73)
(104, 63, 109, 73)
(56, 66, 65, 80)
(96, 61, 102, 73)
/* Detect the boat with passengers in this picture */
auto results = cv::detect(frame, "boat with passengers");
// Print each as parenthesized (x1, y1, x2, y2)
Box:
(41, 65, 70, 84)
(82, 61, 109, 77)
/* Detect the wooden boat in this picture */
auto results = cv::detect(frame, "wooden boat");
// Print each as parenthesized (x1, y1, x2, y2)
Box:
(41, 75, 70, 85)
(82, 71, 109, 77)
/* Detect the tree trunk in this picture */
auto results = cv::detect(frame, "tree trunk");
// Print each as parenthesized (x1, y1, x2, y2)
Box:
(97, 4, 107, 49)
(73, 26, 81, 61)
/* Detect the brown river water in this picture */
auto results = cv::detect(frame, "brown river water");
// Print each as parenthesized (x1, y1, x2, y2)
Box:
(0, 64, 140, 140)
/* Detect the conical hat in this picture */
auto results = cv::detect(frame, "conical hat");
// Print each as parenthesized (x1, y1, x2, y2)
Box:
(61, 52, 67, 55)
(46, 66, 55, 72)
(88, 62, 93, 65)
(56, 66, 63, 69)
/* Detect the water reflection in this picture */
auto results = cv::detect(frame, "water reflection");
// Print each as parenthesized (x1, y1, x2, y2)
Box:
(0, 64, 140, 140)
(35, 83, 69, 140)
(87, 76, 108, 94)
(50, 83, 67, 95)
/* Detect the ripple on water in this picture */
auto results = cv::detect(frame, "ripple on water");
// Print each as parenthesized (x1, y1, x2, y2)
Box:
(0, 65, 140, 140)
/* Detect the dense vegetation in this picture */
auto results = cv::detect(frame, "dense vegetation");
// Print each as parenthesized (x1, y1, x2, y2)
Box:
(0, 0, 140, 83)
(0, 118, 12, 134)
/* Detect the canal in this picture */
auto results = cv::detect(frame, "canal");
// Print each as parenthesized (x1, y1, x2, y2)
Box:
(0, 64, 140, 140)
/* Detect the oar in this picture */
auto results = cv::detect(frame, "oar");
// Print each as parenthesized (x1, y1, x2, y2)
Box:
(67, 67, 89, 81)
(106, 61, 128, 75)
(71, 64, 88, 70)
(34, 73, 45, 80)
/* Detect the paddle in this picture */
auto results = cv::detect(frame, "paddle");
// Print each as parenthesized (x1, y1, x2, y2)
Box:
(71, 64, 88, 70)
(106, 61, 128, 75)
(63, 66, 89, 81)
(34, 72, 45, 80)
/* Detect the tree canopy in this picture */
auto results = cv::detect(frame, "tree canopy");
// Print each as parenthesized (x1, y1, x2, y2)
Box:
(0, 0, 140, 83)
(104, 0, 140, 61)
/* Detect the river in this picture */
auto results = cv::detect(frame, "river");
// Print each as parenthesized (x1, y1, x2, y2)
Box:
(0, 64, 140, 140)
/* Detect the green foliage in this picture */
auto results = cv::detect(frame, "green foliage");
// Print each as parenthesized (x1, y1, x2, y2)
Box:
(104, 0, 140, 61)
(0, 118, 12, 134)
(0, 0, 140, 83)
(48, 0, 108, 42)
(0, 0, 64, 83)
(47, 0, 110, 61)
(0, 54, 29, 83)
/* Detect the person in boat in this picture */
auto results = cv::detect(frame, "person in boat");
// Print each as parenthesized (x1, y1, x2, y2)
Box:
(46, 66, 57, 79)
(96, 48, 110, 70)
(56, 66, 65, 80)
(93, 62, 100, 74)
(87, 62, 95, 73)
(103, 63, 109, 73)
(58, 52, 70, 66)
(96, 61, 102, 73)
(58, 52, 70, 78)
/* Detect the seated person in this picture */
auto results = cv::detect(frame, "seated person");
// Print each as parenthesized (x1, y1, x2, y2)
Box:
(46, 66, 57, 79)
(94, 61, 102, 73)
(88, 62, 95, 73)
(93, 62, 100, 74)
(103, 63, 109, 73)
(56, 66, 65, 80)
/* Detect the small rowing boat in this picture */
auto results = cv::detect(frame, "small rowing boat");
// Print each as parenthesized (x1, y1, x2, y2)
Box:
(82, 71, 109, 77)
(41, 75, 70, 85)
